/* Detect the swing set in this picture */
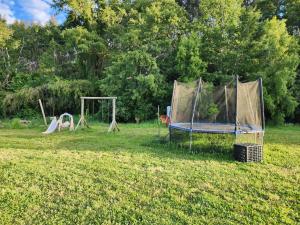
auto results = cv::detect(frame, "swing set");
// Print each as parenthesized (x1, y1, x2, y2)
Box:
(75, 97, 119, 132)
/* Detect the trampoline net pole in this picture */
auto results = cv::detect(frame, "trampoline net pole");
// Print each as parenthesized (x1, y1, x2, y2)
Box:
(234, 75, 239, 142)
(259, 78, 265, 131)
(189, 78, 202, 151)
(259, 78, 265, 146)
(224, 85, 229, 123)
(169, 80, 177, 142)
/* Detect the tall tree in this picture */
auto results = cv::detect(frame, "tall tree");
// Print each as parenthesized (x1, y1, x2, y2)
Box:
(176, 32, 207, 82)
(101, 50, 165, 121)
(198, 0, 244, 82)
(0, 20, 12, 48)
(255, 17, 299, 123)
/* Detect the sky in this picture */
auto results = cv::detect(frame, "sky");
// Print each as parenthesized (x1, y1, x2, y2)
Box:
(0, 0, 66, 25)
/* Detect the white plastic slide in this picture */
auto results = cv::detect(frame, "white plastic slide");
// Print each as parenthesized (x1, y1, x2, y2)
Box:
(43, 117, 58, 134)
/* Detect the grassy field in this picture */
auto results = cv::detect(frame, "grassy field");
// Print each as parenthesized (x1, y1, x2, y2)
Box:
(0, 122, 299, 224)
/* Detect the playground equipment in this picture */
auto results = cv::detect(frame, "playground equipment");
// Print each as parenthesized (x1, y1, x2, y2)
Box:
(38, 99, 47, 126)
(58, 113, 74, 131)
(169, 76, 265, 150)
(75, 97, 119, 132)
(43, 117, 58, 134)
(40, 96, 118, 134)
(43, 113, 74, 134)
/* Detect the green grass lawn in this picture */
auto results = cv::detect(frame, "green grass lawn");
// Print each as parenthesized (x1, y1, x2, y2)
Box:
(0, 123, 299, 224)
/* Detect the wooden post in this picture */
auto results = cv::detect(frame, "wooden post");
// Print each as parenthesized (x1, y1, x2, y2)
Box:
(38, 99, 47, 126)
(112, 98, 116, 122)
(157, 105, 160, 138)
(108, 100, 110, 122)
(92, 100, 95, 115)
(101, 102, 104, 122)
(108, 98, 119, 132)
(81, 97, 84, 127)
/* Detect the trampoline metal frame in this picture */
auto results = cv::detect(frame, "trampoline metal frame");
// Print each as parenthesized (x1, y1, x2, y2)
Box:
(169, 122, 263, 134)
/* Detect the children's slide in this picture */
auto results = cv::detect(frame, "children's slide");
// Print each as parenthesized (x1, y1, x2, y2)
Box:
(43, 117, 58, 134)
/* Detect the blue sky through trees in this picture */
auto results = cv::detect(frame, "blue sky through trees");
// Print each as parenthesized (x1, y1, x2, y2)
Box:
(0, 0, 65, 25)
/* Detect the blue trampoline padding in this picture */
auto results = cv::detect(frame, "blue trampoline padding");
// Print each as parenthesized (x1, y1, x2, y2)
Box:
(169, 122, 263, 134)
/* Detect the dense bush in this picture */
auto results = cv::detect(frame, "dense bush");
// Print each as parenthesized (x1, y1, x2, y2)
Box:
(3, 79, 95, 118)
(101, 50, 165, 121)
(10, 118, 23, 129)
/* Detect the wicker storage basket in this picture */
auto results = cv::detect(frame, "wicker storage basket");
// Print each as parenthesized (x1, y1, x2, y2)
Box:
(234, 143, 263, 162)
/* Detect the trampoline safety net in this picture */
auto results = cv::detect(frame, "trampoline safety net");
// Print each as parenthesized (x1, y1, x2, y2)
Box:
(170, 77, 265, 144)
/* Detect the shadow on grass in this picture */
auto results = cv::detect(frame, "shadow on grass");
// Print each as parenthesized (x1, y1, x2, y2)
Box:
(53, 129, 236, 162)
(149, 129, 237, 162)
(143, 138, 235, 162)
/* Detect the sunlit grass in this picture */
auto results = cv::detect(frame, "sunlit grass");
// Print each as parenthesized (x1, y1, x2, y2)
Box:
(0, 122, 299, 224)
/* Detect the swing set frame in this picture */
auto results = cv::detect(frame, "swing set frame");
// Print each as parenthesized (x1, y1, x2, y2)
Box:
(75, 97, 119, 132)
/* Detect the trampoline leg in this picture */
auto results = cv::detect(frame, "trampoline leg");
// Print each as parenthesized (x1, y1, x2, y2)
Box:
(169, 127, 172, 142)
(234, 132, 238, 144)
(189, 131, 193, 152)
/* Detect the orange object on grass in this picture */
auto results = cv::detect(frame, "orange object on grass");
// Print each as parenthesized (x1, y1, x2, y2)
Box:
(160, 115, 170, 127)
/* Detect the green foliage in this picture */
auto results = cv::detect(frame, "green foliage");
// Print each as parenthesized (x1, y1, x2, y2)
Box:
(0, 0, 299, 124)
(198, 0, 245, 82)
(101, 50, 165, 121)
(176, 33, 207, 82)
(10, 72, 49, 90)
(10, 118, 23, 129)
(207, 103, 219, 118)
(200, 0, 243, 28)
(53, 0, 96, 25)
(255, 17, 299, 123)
(61, 27, 108, 79)
(249, 0, 280, 20)
(0, 20, 12, 48)
(286, 0, 300, 34)
(3, 79, 95, 117)
(176, 0, 200, 19)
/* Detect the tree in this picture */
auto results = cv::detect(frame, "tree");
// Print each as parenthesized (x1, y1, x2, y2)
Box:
(0, 20, 12, 48)
(198, 0, 244, 82)
(285, 0, 300, 34)
(176, 32, 207, 81)
(254, 17, 299, 123)
(0, 0, 299, 123)
(0, 20, 18, 90)
(243, 0, 281, 20)
(101, 50, 165, 121)
(176, 0, 200, 20)
(193, 1, 299, 123)
(61, 26, 108, 79)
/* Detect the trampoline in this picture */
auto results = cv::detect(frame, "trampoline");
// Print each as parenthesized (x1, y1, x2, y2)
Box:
(169, 76, 265, 149)
(169, 122, 262, 134)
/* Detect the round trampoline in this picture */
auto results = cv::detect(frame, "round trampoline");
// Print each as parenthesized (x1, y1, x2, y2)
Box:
(169, 122, 262, 134)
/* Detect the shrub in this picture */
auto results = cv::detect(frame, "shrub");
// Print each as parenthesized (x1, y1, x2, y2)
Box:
(10, 118, 23, 129)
